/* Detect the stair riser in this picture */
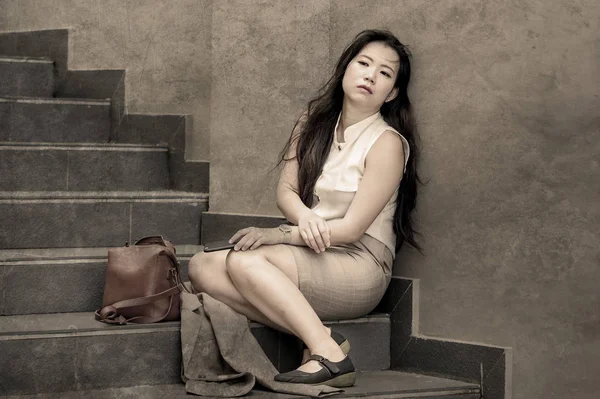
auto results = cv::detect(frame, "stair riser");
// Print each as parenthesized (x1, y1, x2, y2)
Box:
(57, 70, 125, 100)
(0, 321, 389, 395)
(201, 212, 286, 243)
(0, 329, 181, 395)
(0, 60, 54, 97)
(0, 200, 207, 249)
(0, 148, 169, 191)
(0, 258, 192, 316)
(0, 100, 110, 142)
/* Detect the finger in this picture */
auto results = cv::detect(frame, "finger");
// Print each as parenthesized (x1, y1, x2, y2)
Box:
(316, 220, 330, 248)
(303, 228, 319, 253)
(234, 234, 251, 251)
(299, 229, 312, 250)
(230, 228, 250, 243)
(300, 229, 310, 247)
(309, 222, 325, 252)
(241, 234, 257, 251)
(250, 238, 264, 250)
(317, 219, 330, 251)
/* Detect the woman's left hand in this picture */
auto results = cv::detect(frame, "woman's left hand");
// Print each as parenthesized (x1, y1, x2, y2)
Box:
(229, 227, 282, 251)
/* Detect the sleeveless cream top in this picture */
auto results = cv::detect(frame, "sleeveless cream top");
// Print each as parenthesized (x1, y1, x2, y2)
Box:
(311, 112, 410, 255)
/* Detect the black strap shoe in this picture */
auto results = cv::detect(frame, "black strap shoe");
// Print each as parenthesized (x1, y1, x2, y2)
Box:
(274, 354, 356, 387)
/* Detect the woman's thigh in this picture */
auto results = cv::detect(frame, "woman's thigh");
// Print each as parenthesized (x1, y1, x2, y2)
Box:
(290, 245, 388, 320)
(226, 244, 300, 287)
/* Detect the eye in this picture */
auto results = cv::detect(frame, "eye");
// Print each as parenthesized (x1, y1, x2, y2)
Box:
(381, 71, 392, 78)
(358, 61, 368, 66)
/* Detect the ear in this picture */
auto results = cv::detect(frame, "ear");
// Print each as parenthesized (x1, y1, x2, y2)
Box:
(385, 87, 399, 103)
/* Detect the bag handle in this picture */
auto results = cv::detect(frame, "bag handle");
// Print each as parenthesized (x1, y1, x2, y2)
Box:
(133, 235, 168, 246)
(95, 285, 181, 325)
(131, 235, 176, 254)
(160, 248, 191, 294)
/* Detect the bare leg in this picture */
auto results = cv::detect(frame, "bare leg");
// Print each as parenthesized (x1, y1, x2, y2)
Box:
(225, 245, 345, 373)
(188, 250, 292, 333)
(301, 326, 333, 365)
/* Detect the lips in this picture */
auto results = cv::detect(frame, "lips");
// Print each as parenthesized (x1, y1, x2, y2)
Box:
(357, 85, 373, 94)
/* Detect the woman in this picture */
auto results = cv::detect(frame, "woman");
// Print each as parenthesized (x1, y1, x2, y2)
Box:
(188, 29, 421, 388)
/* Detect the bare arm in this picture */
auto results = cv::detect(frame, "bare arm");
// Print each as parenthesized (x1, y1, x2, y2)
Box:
(282, 128, 405, 243)
(275, 115, 311, 225)
(232, 131, 404, 251)
(276, 115, 334, 252)
(331, 130, 405, 242)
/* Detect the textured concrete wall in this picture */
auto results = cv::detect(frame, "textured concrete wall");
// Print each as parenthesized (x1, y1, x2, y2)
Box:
(2, 1, 599, 398)
(210, 0, 330, 215)
(0, 0, 212, 159)
(328, 1, 598, 399)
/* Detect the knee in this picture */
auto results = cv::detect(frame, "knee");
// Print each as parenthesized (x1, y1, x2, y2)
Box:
(187, 251, 222, 294)
(225, 250, 260, 282)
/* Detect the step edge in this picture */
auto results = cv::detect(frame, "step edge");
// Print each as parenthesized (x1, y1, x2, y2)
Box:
(0, 96, 110, 105)
(0, 142, 170, 150)
(347, 387, 481, 398)
(413, 333, 512, 351)
(0, 27, 69, 35)
(0, 253, 198, 264)
(0, 325, 182, 340)
(0, 372, 480, 398)
(0, 312, 389, 338)
(0, 190, 209, 199)
(0, 198, 209, 204)
(0, 55, 54, 64)
(0, 246, 203, 263)
(0, 144, 168, 152)
(66, 68, 125, 72)
(203, 210, 286, 219)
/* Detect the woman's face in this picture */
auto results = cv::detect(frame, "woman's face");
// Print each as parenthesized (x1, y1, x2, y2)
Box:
(342, 41, 399, 109)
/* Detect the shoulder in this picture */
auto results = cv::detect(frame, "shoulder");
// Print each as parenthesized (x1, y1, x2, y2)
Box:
(367, 130, 405, 165)
(375, 130, 406, 155)
(376, 121, 411, 168)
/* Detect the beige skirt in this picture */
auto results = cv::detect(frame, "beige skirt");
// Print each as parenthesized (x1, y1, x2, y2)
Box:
(287, 234, 393, 321)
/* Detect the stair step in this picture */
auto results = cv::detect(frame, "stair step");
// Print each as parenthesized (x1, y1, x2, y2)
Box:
(0, 29, 69, 90)
(0, 97, 110, 143)
(0, 142, 170, 191)
(0, 312, 393, 396)
(0, 56, 54, 97)
(201, 211, 286, 243)
(0, 191, 208, 249)
(0, 372, 480, 399)
(0, 246, 201, 315)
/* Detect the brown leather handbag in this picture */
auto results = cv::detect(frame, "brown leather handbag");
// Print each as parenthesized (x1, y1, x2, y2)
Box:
(95, 236, 188, 325)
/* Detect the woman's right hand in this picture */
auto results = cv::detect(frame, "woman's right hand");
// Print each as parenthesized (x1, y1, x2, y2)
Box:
(298, 209, 331, 253)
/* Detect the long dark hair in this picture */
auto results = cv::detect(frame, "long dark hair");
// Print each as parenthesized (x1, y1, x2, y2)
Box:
(279, 29, 422, 253)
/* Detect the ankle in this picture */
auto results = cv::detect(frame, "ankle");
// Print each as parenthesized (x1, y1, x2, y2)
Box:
(312, 340, 345, 362)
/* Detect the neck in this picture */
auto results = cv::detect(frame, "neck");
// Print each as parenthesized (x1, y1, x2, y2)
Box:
(339, 100, 379, 132)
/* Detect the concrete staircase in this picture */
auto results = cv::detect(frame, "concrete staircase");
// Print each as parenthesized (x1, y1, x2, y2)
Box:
(0, 29, 483, 398)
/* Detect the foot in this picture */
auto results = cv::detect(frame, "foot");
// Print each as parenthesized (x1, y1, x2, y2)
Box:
(301, 327, 350, 365)
(300, 326, 331, 365)
(275, 354, 356, 387)
(298, 331, 345, 373)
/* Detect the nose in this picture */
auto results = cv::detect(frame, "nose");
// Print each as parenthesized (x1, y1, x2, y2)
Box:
(364, 69, 375, 83)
